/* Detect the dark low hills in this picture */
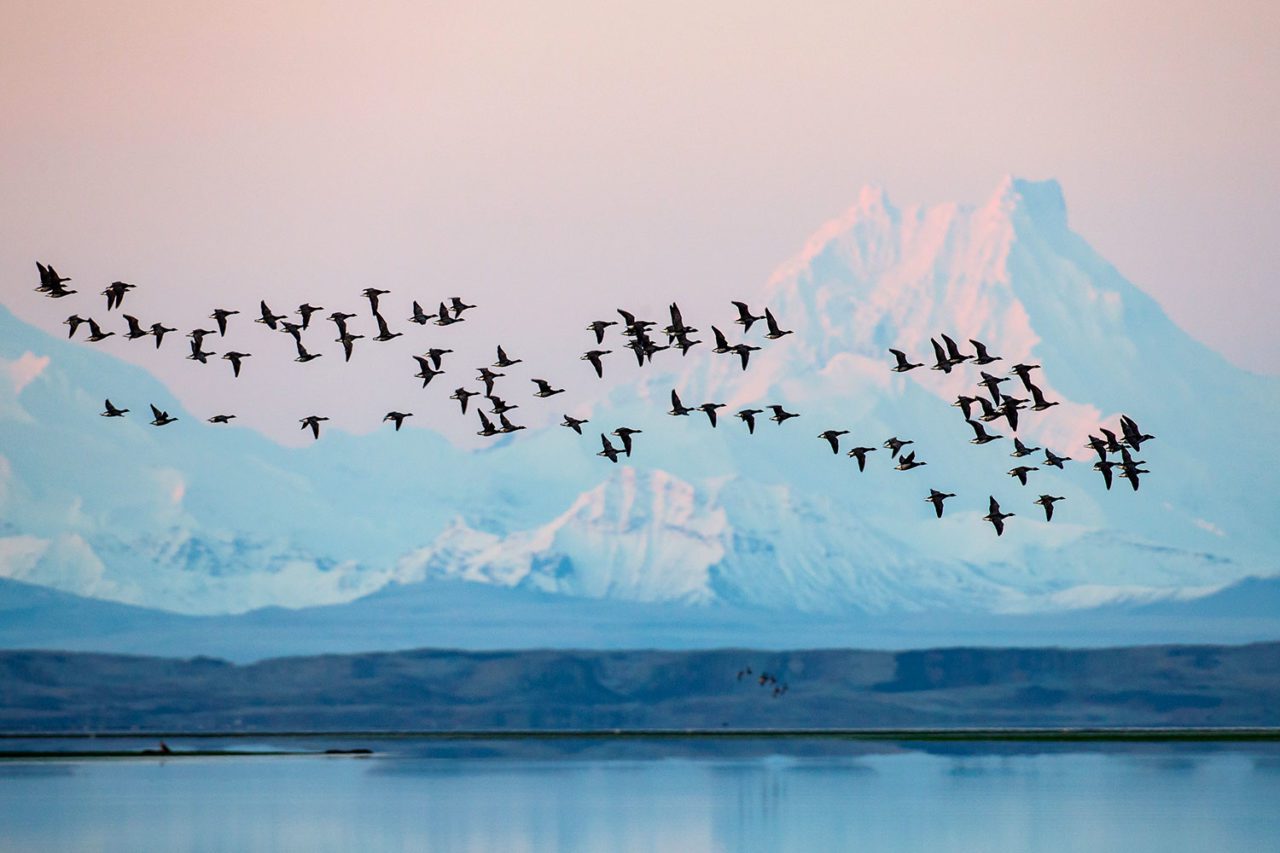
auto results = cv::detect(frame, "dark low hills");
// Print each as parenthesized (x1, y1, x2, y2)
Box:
(2, 643, 1277, 732)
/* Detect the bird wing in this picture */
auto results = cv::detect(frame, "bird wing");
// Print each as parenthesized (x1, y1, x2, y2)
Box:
(824, 433, 838, 453)
(930, 338, 947, 364)
(989, 496, 1000, 514)
(1045, 502, 1055, 522)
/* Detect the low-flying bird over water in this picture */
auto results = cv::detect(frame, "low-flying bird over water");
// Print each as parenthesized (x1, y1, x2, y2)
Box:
(149, 404, 177, 426)
(1008, 465, 1039, 486)
(612, 427, 642, 456)
(925, 489, 955, 518)
(210, 309, 238, 336)
(207, 414, 236, 424)
(736, 408, 764, 433)
(731, 301, 765, 332)
(884, 436, 914, 458)
(300, 415, 329, 440)
(222, 351, 251, 377)
(889, 349, 922, 372)
(1034, 494, 1064, 521)
(383, 411, 412, 431)
(847, 446, 876, 471)
(818, 430, 849, 454)
(598, 433, 620, 463)
(561, 414, 588, 434)
(983, 496, 1014, 536)
(769, 405, 798, 425)
(101, 399, 128, 417)
(581, 350, 610, 379)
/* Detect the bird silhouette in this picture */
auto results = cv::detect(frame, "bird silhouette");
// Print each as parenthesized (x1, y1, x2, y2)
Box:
(256, 301, 286, 330)
(929, 338, 954, 373)
(101, 399, 129, 417)
(448, 297, 475, 318)
(450, 387, 479, 414)
(561, 414, 588, 434)
(612, 427, 642, 456)
(210, 309, 238, 336)
(1027, 383, 1058, 412)
(186, 338, 215, 364)
(768, 405, 799, 424)
(207, 414, 236, 424)
(895, 451, 926, 471)
(1034, 494, 1064, 521)
(730, 343, 761, 370)
(983, 496, 1014, 536)
(818, 430, 849, 454)
(1010, 437, 1040, 458)
(581, 350, 610, 379)
(736, 408, 764, 434)
(763, 309, 792, 340)
(698, 402, 726, 427)
(969, 338, 1001, 365)
(362, 288, 390, 315)
(1008, 465, 1039, 486)
(1010, 363, 1041, 390)
(883, 436, 914, 458)
(297, 303, 323, 330)
(63, 315, 88, 338)
(668, 390, 694, 416)
(586, 320, 617, 344)
(925, 489, 955, 518)
(149, 323, 176, 349)
(597, 433, 620, 463)
(299, 415, 329, 440)
(408, 301, 432, 325)
(1119, 415, 1155, 451)
(372, 312, 401, 342)
(222, 351, 251, 377)
(966, 419, 1002, 445)
(493, 346, 522, 368)
(889, 349, 923, 372)
(731, 301, 764, 332)
(122, 315, 149, 341)
(85, 318, 115, 342)
(476, 368, 504, 396)
(1043, 448, 1072, 469)
(383, 411, 412, 431)
(847, 446, 876, 471)
(149, 404, 177, 426)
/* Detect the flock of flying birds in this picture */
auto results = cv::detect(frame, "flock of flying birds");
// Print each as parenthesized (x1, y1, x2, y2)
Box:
(35, 260, 1154, 536)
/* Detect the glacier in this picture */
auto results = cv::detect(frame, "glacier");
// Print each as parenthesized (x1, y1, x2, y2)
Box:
(1, 176, 1276, 617)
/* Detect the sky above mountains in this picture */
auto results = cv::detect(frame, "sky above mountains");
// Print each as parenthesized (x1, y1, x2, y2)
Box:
(2, 0, 1277, 380)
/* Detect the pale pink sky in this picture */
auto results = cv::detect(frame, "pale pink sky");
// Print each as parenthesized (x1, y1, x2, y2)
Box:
(2, 0, 1277, 378)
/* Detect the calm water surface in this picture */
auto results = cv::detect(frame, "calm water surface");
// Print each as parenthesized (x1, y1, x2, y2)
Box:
(1, 738, 1277, 852)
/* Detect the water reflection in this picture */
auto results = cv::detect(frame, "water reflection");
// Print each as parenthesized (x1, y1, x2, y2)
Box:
(1, 740, 1277, 851)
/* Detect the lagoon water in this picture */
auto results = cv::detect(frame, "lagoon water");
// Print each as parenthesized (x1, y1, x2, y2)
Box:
(2, 738, 1278, 852)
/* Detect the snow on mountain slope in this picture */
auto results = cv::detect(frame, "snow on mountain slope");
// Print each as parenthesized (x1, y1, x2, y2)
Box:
(2, 176, 1275, 617)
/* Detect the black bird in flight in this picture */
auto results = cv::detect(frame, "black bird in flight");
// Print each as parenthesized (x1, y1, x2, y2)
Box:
(372, 313, 402, 342)
(383, 411, 412, 431)
(1034, 494, 1064, 521)
(362, 288, 390, 315)
(929, 339, 953, 373)
(925, 489, 955, 518)
(1043, 448, 1071, 469)
(499, 413, 526, 434)
(476, 368, 504, 396)
(294, 340, 322, 363)
(1011, 437, 1040, 458)
(940, 334, 969, 367)
(85, 318, 115, 342)
(969, 338, 1001, 365)
(412, 357, 444, 387)
(256, 301, 286, 330)
(476, 411, 499, 437)
(698, 402, 726, 427)
(711, 326, 732, 354)
(883, 436, 913, 458)
(983, 496, 1014, 536)
(763, 309, 792, 340)
(978, 371, 1010, 404)
(953, 395, 979, 419)
(581, 350, 610, 379)
(1093, 459, 1116, 490)
(736, 408, 764, 434)
(668, 390, 694, 417)
(889, 349, 922, 372)
(1084, 434, 1109, 461)
(222, 351, 251, 377)
(1027, 383, 1058, 411)
(768, 405, 799, 425)
(434, 302, 463, 326)
(731, 301, 764, 332)
(36, 262, 75, 297)
(818, 430, 849, 454)
(895, 451, 926, 471)
(102, 281, 135, 311)
(730, 343, 761, 370)
(561, 414, 588, 434)
(1099, 428, 1125, 455)
(612, 427, 642, 456)
(1119, 415, 1155, 451)
(847, 446, 876, 471)
(299, 415, 329, 440)
(425, 348, 452, 369)
(64, 314, 88, 338)
(207, 414, 236, 424)
(408, 301, 431, 326)
(188, 328, 215, 349)
(186, 338, 214, 364)
(966, 419, 1002, 445)
(487, 394, 518, 415)
(297, 303, 322, 330)
(144, 322, 175, 348)
(494, 346, 522, 368)
(1008, 465, 1039, 486)
(449, 297, 475, 318)
(532, 379, 564, 398)
(597, 433, 621, 463)
(328, 311, 356, 337)
(101, 399, 129, 417)
(149, 404, 177, 426)
(123, 315, 149, 341)
(450, 387, 479, 414)
(210, 309, 238, 336)
(336, 332, 362, 362)
(586, 320, 616, 344)
(1010, 362, 1041, 390)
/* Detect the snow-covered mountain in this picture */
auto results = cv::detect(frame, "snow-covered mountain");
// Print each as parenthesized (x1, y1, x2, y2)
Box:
(1, 176, 1275, 620)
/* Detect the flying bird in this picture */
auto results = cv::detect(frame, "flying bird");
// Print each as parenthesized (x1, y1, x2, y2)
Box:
(969, 339, 1001, 365)
(612, 427, 642, 456)
(581, 350, 610, 379)
(476, 368, 504, 396)
(336, 332, 362, 362)
(889, 349, 923, 372)
(763, 309, 792, 340)
(983, 496, 1014, 536)
(1010, 363, 1041, 390)
(297, 303, 323, 330)
(494, 346, 522, 368)
(730, 343, 761, 370)
(372, 312, 402, 342)
(966, 419, 1002, 445)
(711, 326, 732, 354)
(122, 315, 149, 341)
(883, 436, 914, 458)
(1027, 384, 1058, 412)
(222, 351, 251, 377)
(408, 301, 432, 326)
(1011, 438, 1040, 458)
(85, 318, 115, 342)
(847, 446, 876, 471)
(186, 338, 214, 364)
(148, 323, 176, 349)
(1008, 465, 1039, 486)
(210, 309, 238, 336)
(207, 414, 236, 424)
(1034, 494, 1064, 521)
(450, 387, 479, 414)
(362, 288, 390, 315)
(698, 402, 726, 427)
(476, 411, 499, 437)
(818, 430, 849, 454)
(449, 297, 475, 318)
(597, 433, 620, 463)
(929, 338, 953, 373)
(940, 334, 969, 367)
(101, 399, 129, 417)
(895, 451, 926, 471)
(925, 489, 955, 519)
(64, 315, 88, 338)
(768, 405, 799, 424)
(736, 408, 764, 434)
(586, 320, 617, 344)
(102, 281, 135, 311)
(668, 390, 694, 417)
(299, 415, 329, 440)
(149, 404, 177, 426)
(731, 301, 764, 332)
(561, 414, 588, 434)
(1043, 448, 1072, 469)
(383, 411, 412, 431)
(1119, 415, 1155, 451)
(256, 301, 286, 330)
